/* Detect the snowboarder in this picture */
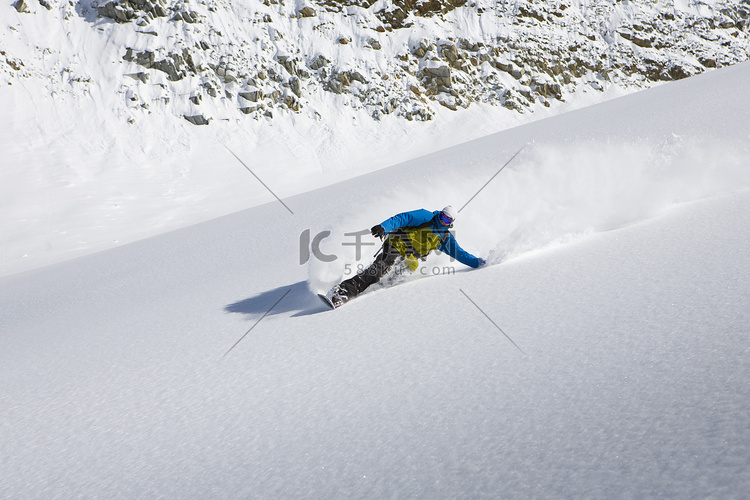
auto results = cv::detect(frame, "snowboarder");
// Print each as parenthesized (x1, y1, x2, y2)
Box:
(322, 205, 486, 308)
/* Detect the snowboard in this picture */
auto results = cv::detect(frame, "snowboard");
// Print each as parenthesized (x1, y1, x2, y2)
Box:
(317, 293, 337, 310)
(317, 288, 350, 309)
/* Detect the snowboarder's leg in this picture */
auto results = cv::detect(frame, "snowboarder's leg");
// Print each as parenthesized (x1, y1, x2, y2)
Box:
(338, 243, 399, 298)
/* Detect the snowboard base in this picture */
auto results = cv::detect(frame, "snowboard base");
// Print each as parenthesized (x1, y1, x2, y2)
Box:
(318, 293, 336, 309)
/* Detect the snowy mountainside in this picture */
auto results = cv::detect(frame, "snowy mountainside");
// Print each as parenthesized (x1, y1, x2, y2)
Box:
(1, 0, 749, 277)
(307, 61, 750, 293)
(1, 62, 749, 499)
(5, 0, 750, 123)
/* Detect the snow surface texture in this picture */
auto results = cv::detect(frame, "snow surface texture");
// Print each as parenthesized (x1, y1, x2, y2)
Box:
(6, 0, 750, 277)
(2, 62, 750, 498)
(308, 62, 750, 292)
(0, 3, 621, 278)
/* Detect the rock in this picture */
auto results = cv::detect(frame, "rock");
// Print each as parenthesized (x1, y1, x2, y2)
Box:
(203, 82, 218, 98)
(440, 44, 459, 62)
(104, 0, 750, 126)
(439, 99, 458, 111)
(327, 79, 345, 94)
(459, 38, 481, 52)
(618, 30, 654, 48)
(125, 72, 150, 83)
(277, 56, 298, 76)
(289, 78, 302, 97)
(13, 0, 28, 11)
(98, 0, 170, 22)
(413, 39, 432, 58)
(6, 58, 24, 71)
(265, 90, 279, 103)
(309, 55, 330, 71)
(299, 7, 316, 18)
(239, 89, 263, 102)
(502, 90, 524, 112)
(346, 71, 367, 84)
(383, 98, 397, 114)
(283, 95, 300, 111)
(518, 86, 533, 101)
(494, 58, 512, 72)
(665, 63, 694, 81)
(98, 1, 136, 23)
(184, 114, 210, 125)
(152, 55, 186, 81)
(699, 56, 717, 68)
(172, 11, 198, 23)
(123, 48, 155, 69)
(716, 15, 735, 29)
(424, 65, 452, 87)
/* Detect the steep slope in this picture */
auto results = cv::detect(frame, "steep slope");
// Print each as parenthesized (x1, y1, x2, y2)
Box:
(5, 0, 749, 122)
(1, 61, 749, 498)
(2, 0, 750, 276)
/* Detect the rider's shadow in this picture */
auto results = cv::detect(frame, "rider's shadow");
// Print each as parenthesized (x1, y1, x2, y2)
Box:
(225, 281, 324, 318)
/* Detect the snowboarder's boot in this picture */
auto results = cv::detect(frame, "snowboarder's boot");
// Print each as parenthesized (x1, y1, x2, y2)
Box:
(325, 285, 350, 309)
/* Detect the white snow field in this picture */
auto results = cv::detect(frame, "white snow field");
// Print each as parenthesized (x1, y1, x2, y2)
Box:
(0, 0, 653, 278)
(2, 63, 750, 498)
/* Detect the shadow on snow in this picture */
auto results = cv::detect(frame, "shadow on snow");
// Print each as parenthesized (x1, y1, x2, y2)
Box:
(225, 280, 326, 318)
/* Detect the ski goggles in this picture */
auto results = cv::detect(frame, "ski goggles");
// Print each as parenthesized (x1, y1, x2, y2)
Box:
(438, 212, 454, 226)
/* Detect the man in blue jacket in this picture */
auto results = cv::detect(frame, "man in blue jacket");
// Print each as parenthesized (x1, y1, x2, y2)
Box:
(326, 205, 485, 307)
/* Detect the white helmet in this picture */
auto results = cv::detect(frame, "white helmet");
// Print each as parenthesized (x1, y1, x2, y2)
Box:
(440, 205, 457, 224)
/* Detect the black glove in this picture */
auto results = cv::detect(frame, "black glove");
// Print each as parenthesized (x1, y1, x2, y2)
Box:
(371, 225, 385, 239)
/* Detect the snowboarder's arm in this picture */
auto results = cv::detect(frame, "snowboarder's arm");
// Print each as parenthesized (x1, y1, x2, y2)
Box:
(439, 233, 482, 268)
(380, 209, 434, 234)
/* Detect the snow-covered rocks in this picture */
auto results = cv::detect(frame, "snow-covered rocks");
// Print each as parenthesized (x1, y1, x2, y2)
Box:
(5, 0, 748, 125)
(2, 0, 750, 278)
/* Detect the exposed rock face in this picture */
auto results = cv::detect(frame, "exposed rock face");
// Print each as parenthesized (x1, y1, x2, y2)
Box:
(298, 6, 316, 18)
(123, 48, 197, 81)
(98, 0, 170, 23)
(183, 114, 209, 125)
(5, 0, 749, 125)
(13, 0, 30, 13)
(148, 0, 750, 123)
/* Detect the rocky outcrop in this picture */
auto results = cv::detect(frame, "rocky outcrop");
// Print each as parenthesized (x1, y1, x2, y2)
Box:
(183, 114, 209, 125)
(13, 0, 30, 13)
(122, 48, 199, 81)
(98, 0, 169, 24)
(74, 0, 750, 124)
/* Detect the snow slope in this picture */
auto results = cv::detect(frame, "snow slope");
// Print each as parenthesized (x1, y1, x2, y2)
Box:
(7, 0, 750, 278)
(1, 63, 749, 498)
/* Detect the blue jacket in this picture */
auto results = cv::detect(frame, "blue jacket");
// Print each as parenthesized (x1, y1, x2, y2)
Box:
(379, 209, 482, 268)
